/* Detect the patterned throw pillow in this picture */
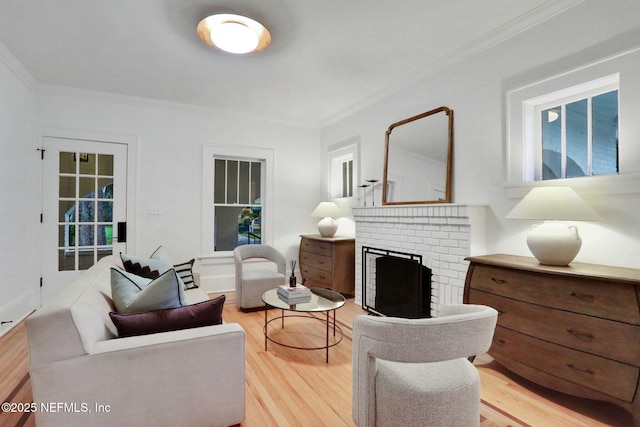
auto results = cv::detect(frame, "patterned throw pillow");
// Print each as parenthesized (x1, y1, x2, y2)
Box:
(111, 268, 187, 314)
(109, 295, 225, 337)
(120, 246, 197, 289)
(174, 259, 197, 289)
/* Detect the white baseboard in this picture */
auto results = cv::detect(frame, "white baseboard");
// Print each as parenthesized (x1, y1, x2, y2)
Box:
(0, 291, 38, 338)
(199, 274, 236, 294)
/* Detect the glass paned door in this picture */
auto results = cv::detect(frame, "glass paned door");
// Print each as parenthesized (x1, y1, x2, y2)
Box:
(41, 137, 127, 303)
(57, 151, 116, 271)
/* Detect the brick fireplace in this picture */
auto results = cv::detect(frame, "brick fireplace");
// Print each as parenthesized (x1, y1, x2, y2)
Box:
(352, 204, 486, 316)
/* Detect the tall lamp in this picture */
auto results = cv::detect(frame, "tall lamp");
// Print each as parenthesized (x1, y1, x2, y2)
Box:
(506, 186, 600, 266)
(311, 202, 341, 238)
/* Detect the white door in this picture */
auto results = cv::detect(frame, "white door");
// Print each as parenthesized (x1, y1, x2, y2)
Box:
(40, 137, 128, 303)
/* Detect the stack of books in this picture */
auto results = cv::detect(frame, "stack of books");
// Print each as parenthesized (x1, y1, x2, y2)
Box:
(277, 284, 312, 304)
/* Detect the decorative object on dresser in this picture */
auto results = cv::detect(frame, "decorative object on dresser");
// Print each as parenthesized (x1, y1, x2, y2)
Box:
(299, 234, 355, 295)
(505, 186, 600, 265)
(310, 201, 342, 238)
(464, 254, 640, 426)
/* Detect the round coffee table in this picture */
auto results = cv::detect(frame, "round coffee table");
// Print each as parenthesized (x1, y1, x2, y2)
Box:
(262, 287, 346, 363)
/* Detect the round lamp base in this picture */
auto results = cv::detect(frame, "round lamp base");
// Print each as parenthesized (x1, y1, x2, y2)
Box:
(527, 221, 582, 266)
(317, 217, 338, 238)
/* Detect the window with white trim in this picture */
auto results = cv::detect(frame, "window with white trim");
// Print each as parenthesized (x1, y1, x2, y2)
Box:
(328, 139, 359, 200)
(213, 157, 264, 251)
(520, 74, 619, 182)
(201, 145, 273, 255)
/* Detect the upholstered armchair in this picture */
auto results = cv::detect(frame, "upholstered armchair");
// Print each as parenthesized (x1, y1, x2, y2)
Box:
(233, 244, 287, 310)
(352, 304, 498, 427)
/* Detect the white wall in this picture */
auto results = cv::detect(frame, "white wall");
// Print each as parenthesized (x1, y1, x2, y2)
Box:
(0, 46, 37, 334)
(32, 92, 322, 292)
(322, 0, 640, 269)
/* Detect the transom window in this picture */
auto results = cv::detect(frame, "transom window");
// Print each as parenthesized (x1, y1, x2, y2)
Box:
(522, 74, 619, 182)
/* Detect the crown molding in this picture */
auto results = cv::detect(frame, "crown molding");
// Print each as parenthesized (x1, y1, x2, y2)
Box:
(320, 0, 584, 128)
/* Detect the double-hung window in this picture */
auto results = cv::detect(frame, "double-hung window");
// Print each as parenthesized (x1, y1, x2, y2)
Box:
(213, 158, 263, 251)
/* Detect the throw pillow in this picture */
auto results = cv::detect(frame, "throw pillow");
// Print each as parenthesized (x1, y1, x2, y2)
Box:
(174, 259, 197, 289)
(109, 295, 226, 338)
(121, 246, 196, 289)
(120, 253, 172, 279)
(111, 268, 187, 314)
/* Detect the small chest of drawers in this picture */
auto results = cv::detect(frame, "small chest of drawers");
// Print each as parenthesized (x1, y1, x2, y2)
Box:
(299, 235, 355, 295)
(464, 254, 640, 426)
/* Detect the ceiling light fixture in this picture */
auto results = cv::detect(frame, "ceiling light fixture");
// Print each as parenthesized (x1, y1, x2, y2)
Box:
(197, 14, 271, 54)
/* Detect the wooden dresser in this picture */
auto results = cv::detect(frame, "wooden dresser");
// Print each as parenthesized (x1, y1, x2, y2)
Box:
(464, 254, 640, 426)
(299, 235, 355, 295)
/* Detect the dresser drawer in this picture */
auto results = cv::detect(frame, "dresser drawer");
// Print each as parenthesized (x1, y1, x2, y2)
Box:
(491, 326, 639, 403)
(300, 251, 332, 272)
(300, 265, 332, 286)
(469, 264, 640, 324)
(470, 289, 640, 365)
(300, 237, 333, 257)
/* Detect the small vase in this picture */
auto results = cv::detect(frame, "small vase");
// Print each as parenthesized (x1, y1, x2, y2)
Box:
(289, 275, 297, 287)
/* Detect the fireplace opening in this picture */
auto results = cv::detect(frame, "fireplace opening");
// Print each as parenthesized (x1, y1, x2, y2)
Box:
(362, 247, 432, 318)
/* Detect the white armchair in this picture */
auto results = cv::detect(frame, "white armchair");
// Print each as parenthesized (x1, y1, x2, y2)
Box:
(233, 244, 287, 310)
(352, 304, 498, 427)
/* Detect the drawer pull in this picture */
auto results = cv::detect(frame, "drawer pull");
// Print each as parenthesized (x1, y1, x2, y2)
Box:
(495, 339, 506, 345)
(567, 329, 595, 341)
(567, 364, 595, 375)
(569, 291, 595, 302)
(490, 277, 506, 284)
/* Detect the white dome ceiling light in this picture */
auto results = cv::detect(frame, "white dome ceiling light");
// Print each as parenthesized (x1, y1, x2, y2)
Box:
(197, 14, 271, 54)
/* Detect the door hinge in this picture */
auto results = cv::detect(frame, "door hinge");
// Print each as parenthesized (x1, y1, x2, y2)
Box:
(36, 148, 46, 160)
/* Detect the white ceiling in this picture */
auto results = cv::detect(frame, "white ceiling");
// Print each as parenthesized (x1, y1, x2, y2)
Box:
(0, 0, 580, 126)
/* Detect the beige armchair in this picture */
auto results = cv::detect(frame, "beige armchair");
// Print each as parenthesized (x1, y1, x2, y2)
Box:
(233, 244, 287, 310)
(352, 304, 498, 427)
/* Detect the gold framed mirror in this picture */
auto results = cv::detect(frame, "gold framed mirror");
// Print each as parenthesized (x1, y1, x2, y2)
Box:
(382, 106, 453, 205)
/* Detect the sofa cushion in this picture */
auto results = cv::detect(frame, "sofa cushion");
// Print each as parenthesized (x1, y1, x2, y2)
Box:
(121, 246, 196, 289)
(111, 268, 187, 314)
(174, 259, 197, 289)
(120, 252, 172, 279)
(109, 295, 225, 337)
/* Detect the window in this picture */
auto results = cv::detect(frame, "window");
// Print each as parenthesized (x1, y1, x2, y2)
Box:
(509, 73, 620, 184)
(534, 86, 618, 181)
(213, 158, 263, 251)
(328, 139, 359, 199)
(201, 145, 274, 255)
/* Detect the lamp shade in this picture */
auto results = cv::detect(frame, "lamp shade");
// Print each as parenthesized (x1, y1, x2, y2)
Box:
(505, 187, 600, 221)
(311, 202, 341, 218)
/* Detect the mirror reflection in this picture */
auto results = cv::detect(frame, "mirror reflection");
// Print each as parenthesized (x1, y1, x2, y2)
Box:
(382, 106, 453, 205)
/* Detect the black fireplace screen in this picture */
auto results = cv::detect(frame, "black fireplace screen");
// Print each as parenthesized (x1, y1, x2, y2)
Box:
(362, 247, 432, 318)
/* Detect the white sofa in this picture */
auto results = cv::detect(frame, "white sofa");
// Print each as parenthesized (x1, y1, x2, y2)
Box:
(25, 255, 245, 427)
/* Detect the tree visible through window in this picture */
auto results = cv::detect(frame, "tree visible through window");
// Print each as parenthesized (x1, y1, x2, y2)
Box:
(213, 158, 263, 251)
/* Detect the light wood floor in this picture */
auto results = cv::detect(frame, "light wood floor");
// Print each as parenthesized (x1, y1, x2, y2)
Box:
(0, 293, 634, 426)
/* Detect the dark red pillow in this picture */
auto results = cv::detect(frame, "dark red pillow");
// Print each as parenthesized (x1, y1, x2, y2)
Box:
(109, 295, 225, 337)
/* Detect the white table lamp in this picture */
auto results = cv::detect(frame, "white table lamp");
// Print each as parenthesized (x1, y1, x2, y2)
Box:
(311, 202, 341, 238)
(506, 186, 600, 265)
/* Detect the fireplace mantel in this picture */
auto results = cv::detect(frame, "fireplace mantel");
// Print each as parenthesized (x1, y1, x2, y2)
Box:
(352, 204, 487, 316)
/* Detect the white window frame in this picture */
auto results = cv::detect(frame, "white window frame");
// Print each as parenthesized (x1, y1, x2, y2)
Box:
(201, 145, 274, 256)
(525, 75, 619, 181)
(505, 45, 640, 198)
(327, 138, 360, 201)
